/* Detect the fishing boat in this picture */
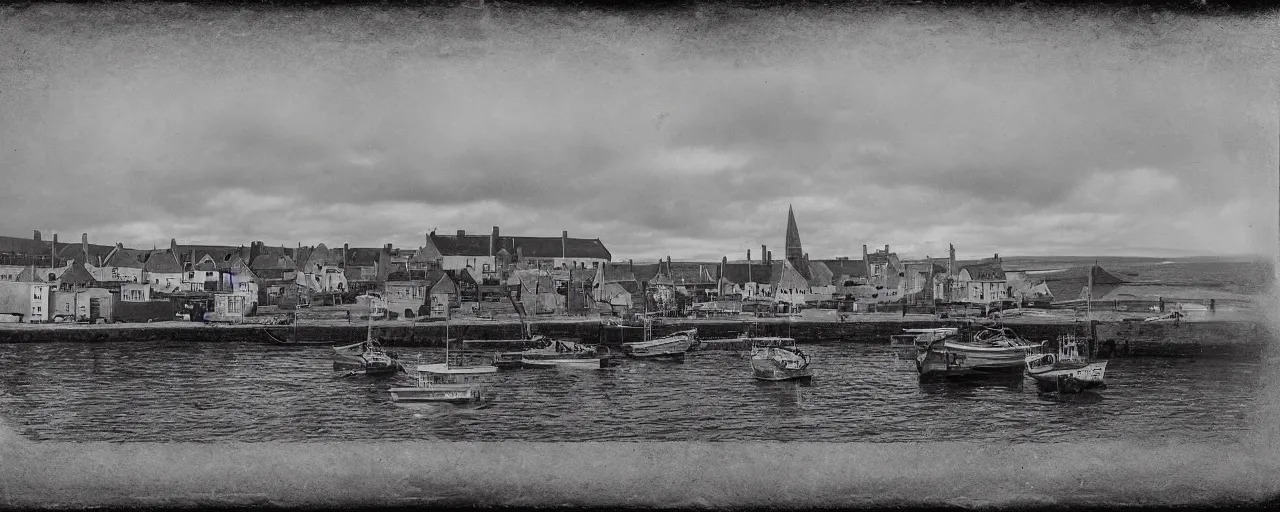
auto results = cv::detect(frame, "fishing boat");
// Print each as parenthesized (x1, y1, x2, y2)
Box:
(1025, 333, 1108, 393)
(262, 312, 337, 346)
(750, 337, 812, 381)
(1025, 266, 1110, 393)
(620, 316, 696, 359)
(389, 314, 498, 403)
(516, 339, 617, 369)
(332, 303, 403, 377)
(889, 328, 958, 360)
(915, 326, 1041, 379)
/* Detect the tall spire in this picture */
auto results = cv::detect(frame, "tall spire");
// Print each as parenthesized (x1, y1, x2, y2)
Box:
(785, 204, 803, 262)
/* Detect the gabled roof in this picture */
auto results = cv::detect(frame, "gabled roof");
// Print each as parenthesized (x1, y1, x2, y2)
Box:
(1039, 264, 1127, 303)
(143, 250, 184, 273)
(56, 261, 99, 287)
(250, 253, 297, 271)
(720, 262, 773, 285)
(600, 263, 637, 283)
(805, 261, 833, 287)
(429, 234, 492, 257)
(58, 244, 116, 266)
(344, 247, 383, 267)
(816, 259, 866, 279)
(630, 263, 663, 283)
(663, 261, 719, 286)
(103, 247, 148, 269)
(14, 267, 47, 283)
(960, 260, 1006, 281)
(194, 260, 220, 272)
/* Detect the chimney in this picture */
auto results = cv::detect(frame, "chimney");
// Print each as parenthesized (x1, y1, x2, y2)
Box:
(33, 230, 41, 242)
(170, 239, 178, 255)
(862, 244, 868, 260)
(885, 244, 890, 255)
(767, 251, 772, 264)
(720, 256, 727, 281)
(457, 229, 465, 239)
(629, 259, 633, 272)
(81, 233, 89, 262)
(116, 242, 123, 250)
(250, 241, 262, 264)
(562, 231, 569, 259)
(949, 244, 956, 276)
(491, 226, 499, 258)
(761, 245, 767, 264)
(384, 243, 392, 252)
(747, 249, 751, 263)
(994, 253, 1000, 262)
(53, 233, 57, 245)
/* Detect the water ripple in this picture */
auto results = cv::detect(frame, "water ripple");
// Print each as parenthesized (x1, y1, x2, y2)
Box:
(0, 341, 1264, 443)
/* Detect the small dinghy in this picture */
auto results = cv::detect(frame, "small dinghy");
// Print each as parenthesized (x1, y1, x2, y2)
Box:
(263, 312, 338, 346)
(750, 337, 812, 381)
(1025, 334, 1108, 393)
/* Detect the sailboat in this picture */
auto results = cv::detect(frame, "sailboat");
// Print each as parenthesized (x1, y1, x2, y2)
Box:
(1024, 262, 1110, 393)
(620, 317, 696, 359)
(332, 301, 402, 377)
(729, 321, 812, 381)
(263, 310, 336, 345)
(390, 310, 498, 403)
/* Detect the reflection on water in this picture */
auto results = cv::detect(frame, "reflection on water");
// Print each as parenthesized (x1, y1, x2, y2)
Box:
(0, 340, 1263, 443)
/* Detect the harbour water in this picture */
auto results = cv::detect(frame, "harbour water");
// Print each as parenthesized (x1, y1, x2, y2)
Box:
(0, 340, 1263, 443)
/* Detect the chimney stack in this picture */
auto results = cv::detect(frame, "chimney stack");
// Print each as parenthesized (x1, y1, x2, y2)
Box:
(170, 238, 178, 255)
(457, 229, 465, 238)
(561, 231, 569, 259)
(33, 230, 41, 242)
(767, 251, 772, 263)
(994, 253, 999, 262)
(491, 226, 499, 258)
(81, 233, 89, 262)
(949, 244, 956, 276)
(761, 245, 767, 264)
(53, 233, 58, 245)
(885, 244, 890, 254)
(629, 259, 633, 273)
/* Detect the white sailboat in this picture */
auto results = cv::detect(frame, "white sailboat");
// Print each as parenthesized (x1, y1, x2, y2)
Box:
(389, 307, 498, 403)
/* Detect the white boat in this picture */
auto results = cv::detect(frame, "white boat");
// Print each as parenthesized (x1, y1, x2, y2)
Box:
(507, 339, 617, 369)
(621, 326, 696, 359)
(915, 326, 1042, 379)
(1025, 334, 1108, 393)
(389, 315, 498, 403)
(750, 337, 812, 381)
(890, 328, 958, 360)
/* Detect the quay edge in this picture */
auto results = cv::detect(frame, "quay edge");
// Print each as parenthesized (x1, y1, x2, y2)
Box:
(0, 319, 1272, 358)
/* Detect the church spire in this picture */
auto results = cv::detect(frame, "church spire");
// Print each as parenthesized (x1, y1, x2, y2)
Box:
(785, 204, 803, 262)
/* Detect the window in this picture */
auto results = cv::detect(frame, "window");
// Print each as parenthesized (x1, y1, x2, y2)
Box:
(205, 272, 213, 278)
(188, 272, 195, 279)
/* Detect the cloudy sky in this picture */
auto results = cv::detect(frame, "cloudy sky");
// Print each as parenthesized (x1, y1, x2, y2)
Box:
(1, 4, 1276, 261)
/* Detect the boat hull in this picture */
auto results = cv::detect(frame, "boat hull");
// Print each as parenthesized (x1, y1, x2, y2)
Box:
(916, 342, 1036, 379)
(750, 348, 812, 381)
(389, 385, 486, 403)
(521, 358, 611, 369)
(1027, 361, 1109, 393)
(621, 333, 694, 358)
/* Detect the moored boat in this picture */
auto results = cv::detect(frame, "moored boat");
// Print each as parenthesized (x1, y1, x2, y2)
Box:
(517, 340, 618, 369)
(621, 323, 696, 360)
(890, 328, 958, 360)
(749, 337, 812, 381)
(389, 316, 498, 403)
(1025, 334, 1108, 393)
(915, 326, 1041, 379)
(332, 339, 402, 376)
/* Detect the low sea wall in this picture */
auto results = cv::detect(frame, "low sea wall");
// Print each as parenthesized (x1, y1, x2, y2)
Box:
(0, 318, 1271, 358)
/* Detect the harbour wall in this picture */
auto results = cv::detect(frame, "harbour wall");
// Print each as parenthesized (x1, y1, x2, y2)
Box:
(0, 319, 1271, 358)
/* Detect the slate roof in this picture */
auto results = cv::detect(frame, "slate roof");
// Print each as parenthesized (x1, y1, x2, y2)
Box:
(960, 260, 1006, 281)
(720, 262, 773, 285)
(1040, 265, 1127, 303)
(56, 262, 98, 287)
(344, 247, 383, 267)
(805, 261, 834, 287)
(816, 259, 867, 279)
(103, 248, 148, 269)
(428, 233, 612, 260)
(143, 251, 184, 273)
(663, 262, 720, 285)
(600, 263, 637, 283)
